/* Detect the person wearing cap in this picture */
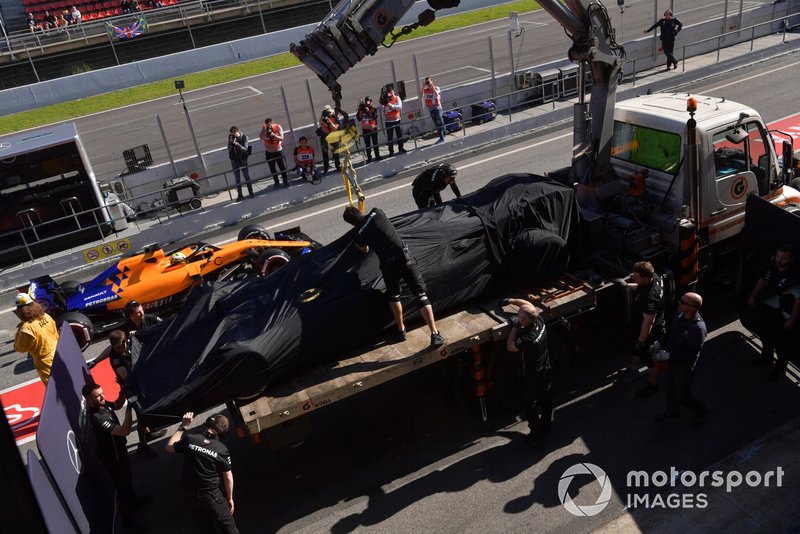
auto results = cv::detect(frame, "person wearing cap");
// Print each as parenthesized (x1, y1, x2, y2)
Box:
(13, 293, 58, 384)
(319, 105, 342, 174)
(411, 163, 461, 209)
(655, 292, 708, 423)
(166, 411, 238, 533)
(121, 300, 162, 338)
(644, 9, 683, 70)
(356, 97, 382, 163)
(421, 76, 446, 144)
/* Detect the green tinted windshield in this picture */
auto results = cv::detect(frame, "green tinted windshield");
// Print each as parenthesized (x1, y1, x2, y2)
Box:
(611, 121, 682, 175)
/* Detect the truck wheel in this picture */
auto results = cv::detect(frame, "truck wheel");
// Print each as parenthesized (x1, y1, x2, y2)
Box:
(189, 198, 202, 210)
(60, 280, 82, 297)
(238, 224, 271, 241)
(258, 248, 290, 276)
(58, 312, 94, 351)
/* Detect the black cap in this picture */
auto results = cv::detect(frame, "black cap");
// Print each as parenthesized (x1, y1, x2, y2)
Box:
(364, 96, 372, 102)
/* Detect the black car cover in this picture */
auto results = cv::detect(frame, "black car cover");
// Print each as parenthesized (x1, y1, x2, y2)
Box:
(127, 174, 579, 424)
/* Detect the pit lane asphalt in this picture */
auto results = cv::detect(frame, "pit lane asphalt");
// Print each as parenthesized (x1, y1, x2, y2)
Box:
(3, 39, 800, 534)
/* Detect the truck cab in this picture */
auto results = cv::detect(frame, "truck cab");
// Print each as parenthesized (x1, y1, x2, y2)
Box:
(573, 94, 796, 271)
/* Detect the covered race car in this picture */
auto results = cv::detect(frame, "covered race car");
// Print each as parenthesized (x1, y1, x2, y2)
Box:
(127, 174, 579, 426)
(17, 225, 321, 350)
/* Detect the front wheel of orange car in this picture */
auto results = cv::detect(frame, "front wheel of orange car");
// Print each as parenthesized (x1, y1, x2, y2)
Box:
(238, 224, 271, 241)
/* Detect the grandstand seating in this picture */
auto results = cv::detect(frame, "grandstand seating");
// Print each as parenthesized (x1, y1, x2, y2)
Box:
(25, 0, 179, 28)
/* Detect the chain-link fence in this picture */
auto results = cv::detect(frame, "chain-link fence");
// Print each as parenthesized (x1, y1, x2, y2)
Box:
(0, 0, 333, 89)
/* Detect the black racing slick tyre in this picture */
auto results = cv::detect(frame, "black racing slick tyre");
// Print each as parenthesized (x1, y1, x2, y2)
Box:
(238, 224, 271, 241)
(58, 312, 94, 351)
(60, 280, 82, 297)
(258, 248, 290, 276)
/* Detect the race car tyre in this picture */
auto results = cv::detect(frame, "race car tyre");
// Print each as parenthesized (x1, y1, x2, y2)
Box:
(238, 224, 271, 241)
(258, 248, 290, 276)
(60, 280, 82, 297)
(58, 312, 94, 351)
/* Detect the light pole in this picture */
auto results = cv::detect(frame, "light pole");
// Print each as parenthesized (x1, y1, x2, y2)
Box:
(175, 79, 208, 179)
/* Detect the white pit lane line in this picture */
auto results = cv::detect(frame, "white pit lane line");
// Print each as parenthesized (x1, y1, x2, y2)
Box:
(467, 20, 547, 36)
(174, 85, 264, 111)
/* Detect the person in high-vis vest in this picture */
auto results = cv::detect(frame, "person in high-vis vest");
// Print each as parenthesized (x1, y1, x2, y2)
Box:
(319, 105, 341, 173)
(13, 293, 58, 384)
(293, 136, 322, 184)
(421, 76, 446, 144)
(259, 117, 289, 188)
(381, 86, 406, 156)
(357, 96, 382, 163)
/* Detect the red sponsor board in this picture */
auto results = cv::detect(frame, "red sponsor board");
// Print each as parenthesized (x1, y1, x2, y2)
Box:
(1, 359, 120, 444)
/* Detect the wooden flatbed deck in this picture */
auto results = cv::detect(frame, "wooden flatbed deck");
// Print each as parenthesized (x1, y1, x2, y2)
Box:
(234, 280, 597, 437)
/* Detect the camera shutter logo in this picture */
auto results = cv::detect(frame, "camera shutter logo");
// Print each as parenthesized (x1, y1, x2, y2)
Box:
(558, 463, 612, 516)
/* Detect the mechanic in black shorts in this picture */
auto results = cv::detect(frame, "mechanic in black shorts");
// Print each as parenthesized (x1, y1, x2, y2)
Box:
(619, 261, 666, 397)
(411, 163, 461, 209)
(503, 298, 553, 449)
(121, 300, 162, 338)
(343, 206, 445, 346)
(166, 412, 238, 534)
(82, 382, 142, 529)
(88, 330, 164, 458)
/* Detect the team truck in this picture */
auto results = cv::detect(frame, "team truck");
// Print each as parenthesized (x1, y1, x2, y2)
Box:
(227, 0, 800, 444)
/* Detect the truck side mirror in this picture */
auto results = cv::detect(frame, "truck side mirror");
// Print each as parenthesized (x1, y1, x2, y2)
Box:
(725, 128, 748, 145)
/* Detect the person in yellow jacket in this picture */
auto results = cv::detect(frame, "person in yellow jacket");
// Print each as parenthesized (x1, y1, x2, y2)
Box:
(13, 293, 59, 384)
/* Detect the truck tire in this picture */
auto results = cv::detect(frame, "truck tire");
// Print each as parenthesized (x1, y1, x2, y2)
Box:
(60, 280, 82, 297)
(238, 224, 271, 241)
(58, 312, 94, 351)
(258, 248, 290, 276)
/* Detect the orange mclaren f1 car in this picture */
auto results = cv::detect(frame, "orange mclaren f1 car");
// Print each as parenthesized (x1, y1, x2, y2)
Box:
(17, 224, 321, 349)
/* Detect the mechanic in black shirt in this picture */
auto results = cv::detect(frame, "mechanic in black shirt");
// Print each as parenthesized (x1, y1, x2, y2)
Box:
(503, 298, 553, 449)
(343, 206, 445, 346)
(121, 300, 162, 338)
(166, 412, 238, 534)
(742, 245, 799, 368)
(411, 163, 461, 209)
(88, 330, 162, 458)
(82, 382, 140, 527)
(656, 292, 708, 422)
(619, 261, 666, 397)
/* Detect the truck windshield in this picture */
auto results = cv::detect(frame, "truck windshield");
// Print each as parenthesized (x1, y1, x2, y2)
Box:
(610, 121, 682, 175)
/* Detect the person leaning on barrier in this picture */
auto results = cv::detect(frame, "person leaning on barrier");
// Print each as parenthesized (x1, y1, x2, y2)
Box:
(502, 298, 553, 450)
(343, 206, 444, 347)
(644, 9, 682, 70)
(13, 293, 58, 384)
(228, 126, 253, 202)
(411, 163, 461, 209)
(166, 412, 238, 534)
